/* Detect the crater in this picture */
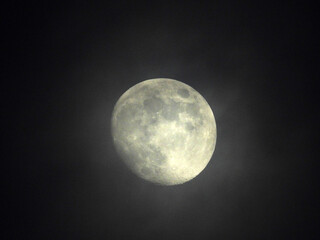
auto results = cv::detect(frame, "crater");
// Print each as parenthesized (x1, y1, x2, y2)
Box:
(140, 127, 151, 142)
(149, 117, 158, 125)
(154, 89, 160, 95)
(154, 168, 162, 175)
(143, 97, 164, 113)
(116, 104, 141, 136)
(162, 100, 181, 121)
(141, 166, 152, 175)
(148, 146, 167, 165)
(117, 104, 139, 122)
(185, 122, 195, 131)
(185, 103, 200, 116)
(177, 88, 190, 98)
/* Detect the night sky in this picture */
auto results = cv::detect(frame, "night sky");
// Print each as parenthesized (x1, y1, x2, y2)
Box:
(5, 1, 319, 239)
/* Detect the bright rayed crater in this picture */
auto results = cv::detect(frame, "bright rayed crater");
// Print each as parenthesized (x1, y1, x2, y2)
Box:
(111, 78, 216, 185)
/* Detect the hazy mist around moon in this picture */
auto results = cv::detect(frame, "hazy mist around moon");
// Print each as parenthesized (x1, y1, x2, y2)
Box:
(111, 78, 216, 185)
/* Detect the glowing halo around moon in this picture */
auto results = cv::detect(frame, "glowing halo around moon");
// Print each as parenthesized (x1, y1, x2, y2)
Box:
(111, 78, 217, 185)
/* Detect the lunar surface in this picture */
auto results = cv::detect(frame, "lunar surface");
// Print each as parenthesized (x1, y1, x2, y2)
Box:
(111, 78, 216, 185)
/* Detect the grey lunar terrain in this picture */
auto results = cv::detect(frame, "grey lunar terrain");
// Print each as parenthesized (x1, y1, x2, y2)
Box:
(111, 78, 216, 185)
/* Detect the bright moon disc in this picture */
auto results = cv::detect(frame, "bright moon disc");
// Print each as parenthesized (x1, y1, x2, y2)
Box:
(111, 78, 217, 185)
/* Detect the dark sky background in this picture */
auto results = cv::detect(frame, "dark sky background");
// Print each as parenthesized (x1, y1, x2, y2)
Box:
(4, 1, 319, 239)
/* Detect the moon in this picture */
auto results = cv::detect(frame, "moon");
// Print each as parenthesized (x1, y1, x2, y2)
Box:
(111, 78, 217, 185)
